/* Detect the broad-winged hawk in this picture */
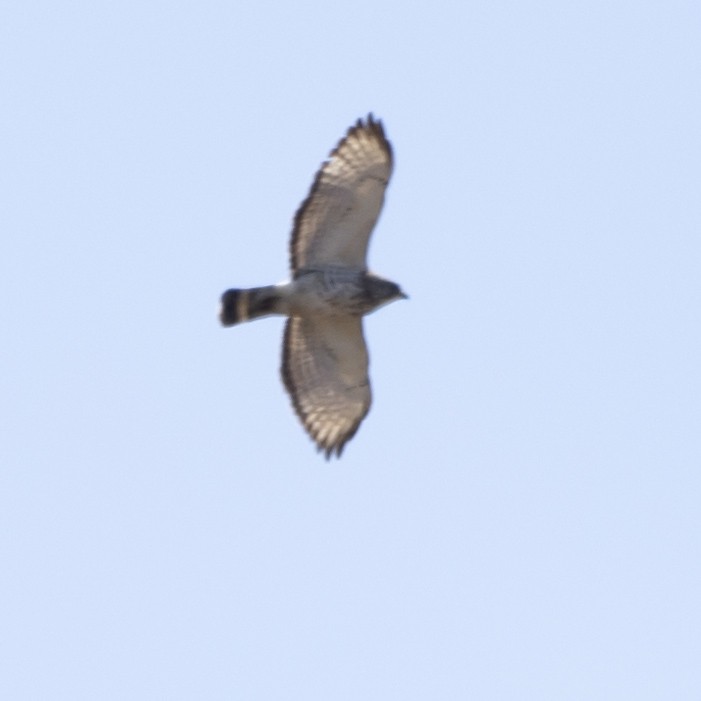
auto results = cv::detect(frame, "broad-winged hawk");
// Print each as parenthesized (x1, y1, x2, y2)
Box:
(220, 115, 406, 458)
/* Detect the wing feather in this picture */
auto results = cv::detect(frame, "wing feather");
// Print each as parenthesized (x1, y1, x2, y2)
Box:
(290, 114, 393, 273)
(281, 315, 371, 458)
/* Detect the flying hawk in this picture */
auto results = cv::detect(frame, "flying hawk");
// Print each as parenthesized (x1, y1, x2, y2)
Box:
(220, 115, 406, 458)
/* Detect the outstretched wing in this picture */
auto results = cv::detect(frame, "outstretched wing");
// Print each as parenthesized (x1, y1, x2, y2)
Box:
(281, 315, 372, 458)
(290, 114, 393, 273)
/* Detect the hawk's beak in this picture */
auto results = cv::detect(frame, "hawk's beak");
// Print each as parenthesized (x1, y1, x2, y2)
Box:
(399, 291, 409, 300)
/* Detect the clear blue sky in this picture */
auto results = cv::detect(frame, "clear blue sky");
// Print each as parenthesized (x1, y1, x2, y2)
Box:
(2, 1, 700, 698)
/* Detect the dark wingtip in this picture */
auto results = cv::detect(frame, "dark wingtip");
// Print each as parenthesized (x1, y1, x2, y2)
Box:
(321, 442, 344, 461)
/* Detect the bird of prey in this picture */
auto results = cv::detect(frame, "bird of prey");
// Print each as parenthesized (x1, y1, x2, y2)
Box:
(220, 115, 406, 458)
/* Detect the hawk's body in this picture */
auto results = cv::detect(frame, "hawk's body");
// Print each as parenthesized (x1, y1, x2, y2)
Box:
(220, 116, 405, 458)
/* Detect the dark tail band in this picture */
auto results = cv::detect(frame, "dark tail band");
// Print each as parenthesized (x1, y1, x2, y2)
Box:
(219, 289, 245, 326)
(219, 286, 280, 327)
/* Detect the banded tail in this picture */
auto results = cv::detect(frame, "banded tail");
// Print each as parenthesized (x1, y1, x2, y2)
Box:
(219, 286, 284, 327)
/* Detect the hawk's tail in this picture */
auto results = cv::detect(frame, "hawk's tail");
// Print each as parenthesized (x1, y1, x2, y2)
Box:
(219, 286, 281, 327)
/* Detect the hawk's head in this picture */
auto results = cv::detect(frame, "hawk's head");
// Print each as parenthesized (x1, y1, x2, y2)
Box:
(363, 274, 408, 314)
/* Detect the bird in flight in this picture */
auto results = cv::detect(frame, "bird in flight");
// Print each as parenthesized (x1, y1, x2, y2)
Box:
(220, 115, 406, 458)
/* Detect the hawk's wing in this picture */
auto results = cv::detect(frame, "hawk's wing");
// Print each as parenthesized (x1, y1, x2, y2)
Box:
(281, 315, 371, 458)
(290, 115, 393, 273)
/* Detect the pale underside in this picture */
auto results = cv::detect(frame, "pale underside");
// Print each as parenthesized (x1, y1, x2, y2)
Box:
(282, 315, 371, 458)
(290, 116, 393, 273)
(282, 116, 393, 456)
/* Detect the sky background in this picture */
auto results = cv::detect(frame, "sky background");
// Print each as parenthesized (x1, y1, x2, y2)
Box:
(2, 1, 700, 698)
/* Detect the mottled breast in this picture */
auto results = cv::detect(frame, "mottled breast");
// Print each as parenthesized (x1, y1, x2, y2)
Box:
(289, 267, 398, 317)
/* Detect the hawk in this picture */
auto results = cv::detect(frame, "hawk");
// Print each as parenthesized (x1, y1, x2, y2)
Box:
(220, 115, 406, 458)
